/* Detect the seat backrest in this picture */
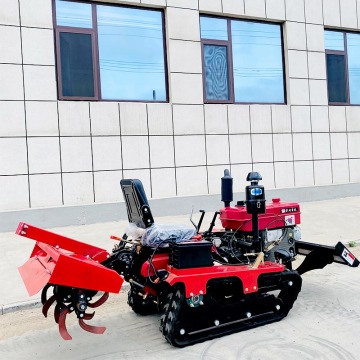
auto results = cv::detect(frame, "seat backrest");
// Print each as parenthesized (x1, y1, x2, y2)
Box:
(120, 179, 154, 228)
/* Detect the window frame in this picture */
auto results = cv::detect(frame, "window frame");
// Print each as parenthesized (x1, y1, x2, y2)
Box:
(200, 15, 287, 105)
(325, 30, 350, 106)
(52, 0, 169, 103)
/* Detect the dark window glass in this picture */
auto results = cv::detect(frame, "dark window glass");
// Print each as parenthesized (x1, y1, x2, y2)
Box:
(326, 54, 347, 103)
(200, 17, 228, 40)
(231, 20, 284, 103)
(324, 30, 344, 51)
(203, 44, 229, 101)
(97, 6, 166, 101)
(59, 32, 95, 97)
(347, 33, 360, 104)
(56, 0, 92, 28)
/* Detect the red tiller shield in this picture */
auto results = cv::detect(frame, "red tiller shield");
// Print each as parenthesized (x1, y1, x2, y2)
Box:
(17, 223, 123, 296)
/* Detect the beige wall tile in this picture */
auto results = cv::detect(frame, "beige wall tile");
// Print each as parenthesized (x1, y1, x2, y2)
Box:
(228, 105, 250, 134)
(147, 103, 173, 135)
(306, 24, 325, 52)
(59, 102, 90, 136)
(60, 137, 93, 172)
(274, 161, 295, 188)
(90, 102, 120, 136)
(350, 159, 360, 182)
(19, 0, 53, 28)
(222, 0, 245, 16)
(170, 73, 204, 104)
(272, 105, 291, 133)
(244, 0, 266, 18)
(173, 105, 205, 135)
(26, 101, 59, 137)
(285, 22, 307, 51)
(206, 135, 230, 165)
(314, 160, 332, 185)
(22, 28, 55, 66)
(199, 0, 222, 12)
(288, 50, 308, 79)
(285, 0, 305, 22)
(332, 159, 349, 184)
(92, 136, 122, 171)
(250, 105, 272, 133)
(0, 64, 24, 100)
(140, 0, 166, 6)
(0, 138, 28, 175)
(167, 8, 200, 41)
(0, 0, 19, 25)
(291, 106, 311, 132)
(27, 137, 61, 174)
(23, 65, 57, 101)
(323, 0, 341, 26)
(149, 136, 175, 168)
(166, 0, 198, 9)
(0, 175, 29, 210)
(0, 25, 21, 63)
(289, 79, 310, 105)
(266, 0, 286, 20)
(309, 80, 328, 105)
(0, 101, 26, 137)
(174, 135, 206, 166)
(120, 103, 147, 135)
(229, 134, 252, 163)
(311, 106, 329, 132)
(151, 168, 176, 198)
(176, 166, 208, 196)
(293, 133, 313, 160)
(348, 132, 360, 157)
(168, 40, 202, 74)
(121, 136, 150, 169)
(294, 160, 314, 186)
(251, 134, 273, 162)
(346, 106, 360, 131)
(340, 0, 358, 28)
(312, 133, 331, 159)
(308, 52, 327, 80)
(62, 172, 94, 206)
(304, 0, 323, 24)
(204, 104, 228, 134)
(29, 174, 63, 208)
(329, 106, 347, 132)
(331, 133, 348, 159)
(273, 133, 293, 161)
(93, 170, 123, 203)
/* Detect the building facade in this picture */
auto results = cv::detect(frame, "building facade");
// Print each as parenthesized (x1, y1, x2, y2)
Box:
(1, 0, 360, 227)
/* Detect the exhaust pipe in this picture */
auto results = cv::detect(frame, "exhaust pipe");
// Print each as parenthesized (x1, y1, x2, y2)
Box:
(221, 169, 233, 208)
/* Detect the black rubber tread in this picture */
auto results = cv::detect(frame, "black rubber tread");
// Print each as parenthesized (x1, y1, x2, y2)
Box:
(159, 270, 302, 347)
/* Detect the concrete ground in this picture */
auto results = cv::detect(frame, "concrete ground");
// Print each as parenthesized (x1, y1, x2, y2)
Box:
(0, 197, 360, 359)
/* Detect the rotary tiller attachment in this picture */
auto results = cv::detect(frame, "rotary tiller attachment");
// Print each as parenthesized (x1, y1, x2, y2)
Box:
(17, 223, 124, 340)
(41, 284, 109, 340)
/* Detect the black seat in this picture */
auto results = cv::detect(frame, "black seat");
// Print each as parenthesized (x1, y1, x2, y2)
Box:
(120, 179, 154, 229)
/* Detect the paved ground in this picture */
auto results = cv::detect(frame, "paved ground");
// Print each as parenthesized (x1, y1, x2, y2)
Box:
(0, 197, 360, 359)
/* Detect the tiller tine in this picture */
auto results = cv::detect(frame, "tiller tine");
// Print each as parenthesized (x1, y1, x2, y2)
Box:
(42, 294, 56, 318)
(41, 283, 52, 305)
(87, 292, 109, 308)
(16, 222, 125, 341)
(79, 319, 106, 335)
(58, 308, 72, 340)
(83, 312, 95, 320)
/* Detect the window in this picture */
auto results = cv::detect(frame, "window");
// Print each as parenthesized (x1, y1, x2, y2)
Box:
(325, 30, 360, 105)
(200, 16, 285, 104)
(54, 0, 167, 101)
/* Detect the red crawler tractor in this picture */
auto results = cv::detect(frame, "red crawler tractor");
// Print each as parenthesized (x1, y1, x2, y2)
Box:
(17, 171, 359, 347)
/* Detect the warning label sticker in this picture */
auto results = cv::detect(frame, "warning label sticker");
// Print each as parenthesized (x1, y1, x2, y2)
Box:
(342, 248, 355, 265)
(285, 215, 295, 226)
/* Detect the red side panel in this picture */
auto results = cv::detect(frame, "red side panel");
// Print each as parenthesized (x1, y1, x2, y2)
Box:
(17, 223, 123, 296)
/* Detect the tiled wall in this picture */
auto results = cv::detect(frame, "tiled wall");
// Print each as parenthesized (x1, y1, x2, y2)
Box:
(1, 0, 360, 212)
